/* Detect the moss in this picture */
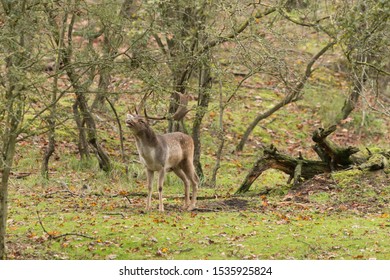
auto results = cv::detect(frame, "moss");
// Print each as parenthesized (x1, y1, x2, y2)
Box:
(332, 169, 363, 188)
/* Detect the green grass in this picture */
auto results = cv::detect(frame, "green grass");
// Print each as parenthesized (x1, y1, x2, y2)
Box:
(7, 186, 390, 260)
(6, 149, 390, 260)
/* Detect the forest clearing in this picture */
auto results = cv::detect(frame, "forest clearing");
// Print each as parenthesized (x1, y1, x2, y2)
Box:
(1, 0, 389, 260)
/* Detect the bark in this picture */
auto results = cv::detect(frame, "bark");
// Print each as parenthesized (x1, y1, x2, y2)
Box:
(311, 125, 359, 169)
(76, 93, 111, 172)
(0, 1, 29, 259)
(41, 14, 67, 178)
(210, 79, 225, 187)
(236, 125, 388, 194)
(192, 59, 212, 180)
(0, 146, 15, 259)
(91, 63, 111, 111)
(236, 145, 330, 194)
(72, 98, 90, 160)
(41, 118, 56, 178)
(0, 123, 19, 259)
(166, 56, 194, 132)
(337, 62, 368, 123)
(0, 116, 19, 259)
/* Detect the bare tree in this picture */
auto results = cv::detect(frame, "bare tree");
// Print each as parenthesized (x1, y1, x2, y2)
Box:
(45, 1, 112, 171)
(335, 0, 390, 122)
(0, 0, 52, 259)
(236, 41, 336, 152)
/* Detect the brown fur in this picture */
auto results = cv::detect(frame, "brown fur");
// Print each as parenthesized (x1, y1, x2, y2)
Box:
(126, 113, 198, 211)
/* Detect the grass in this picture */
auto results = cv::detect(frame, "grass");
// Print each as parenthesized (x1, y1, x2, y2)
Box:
(6, 154, 390, 260)
(7, 181, 390, 260)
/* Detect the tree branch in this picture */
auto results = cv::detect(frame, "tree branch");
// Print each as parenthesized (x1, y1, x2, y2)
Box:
(199, 6, 277, 54)
(36, 210, 93, 240)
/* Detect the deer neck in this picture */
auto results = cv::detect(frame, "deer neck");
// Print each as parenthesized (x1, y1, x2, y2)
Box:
(134, 128, 167, 171)
(134, 128, 159, 147)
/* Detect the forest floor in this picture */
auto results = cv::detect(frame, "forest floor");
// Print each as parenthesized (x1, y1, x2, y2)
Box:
(6, 168, 390, 260)
(5, 45, 390, 260)
(5, 88, 390, 260)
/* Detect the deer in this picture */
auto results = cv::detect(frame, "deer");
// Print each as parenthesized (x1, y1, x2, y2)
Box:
(125, 108, 199, 212)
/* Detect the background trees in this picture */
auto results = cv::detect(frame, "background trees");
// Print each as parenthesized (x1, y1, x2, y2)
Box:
(1, 0, 389, 259)
(1, 0, 49, 259)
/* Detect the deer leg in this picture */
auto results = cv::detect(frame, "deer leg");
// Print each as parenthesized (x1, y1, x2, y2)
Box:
(188, 175, 198, 211)
(182, 160, 198, 211)
(158, 169, 166, 212)
(146, 169, 154, 211)
(173, 168, 190, 209)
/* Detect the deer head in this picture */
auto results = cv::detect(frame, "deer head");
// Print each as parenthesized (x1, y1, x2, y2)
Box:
(126, 113, 150, 134)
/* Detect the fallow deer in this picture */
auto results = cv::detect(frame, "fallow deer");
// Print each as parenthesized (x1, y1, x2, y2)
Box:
(126, 112, 198, 212)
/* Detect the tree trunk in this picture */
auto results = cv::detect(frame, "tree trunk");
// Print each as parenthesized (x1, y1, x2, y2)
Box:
(73, 99, 91, 160)
(0, 135, 18, 259)
(77, 93, 112, 172)
(210, 79, 225, 187)
(0, 89, 21, 258)
(192, 59, 212, 180)
(235, 98, 291, 152)
(0, 1, 29, 258)
(41, 35, 65, 178)
(91, 66, 111, 111)
(312, 125, 359, 169)
(167, 66, 193, 132)
(60, 11, 111, 172)
(41, 118, 56, 178)
(337, 61, 368, 123)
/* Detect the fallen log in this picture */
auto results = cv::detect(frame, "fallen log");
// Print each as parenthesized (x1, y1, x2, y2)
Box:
(236, 145, 330, 194)
(236, 126, 389, 194)
(312, 125, 359, 169)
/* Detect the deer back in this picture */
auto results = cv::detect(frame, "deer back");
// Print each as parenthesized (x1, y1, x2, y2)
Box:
(160, 132, 194, 168)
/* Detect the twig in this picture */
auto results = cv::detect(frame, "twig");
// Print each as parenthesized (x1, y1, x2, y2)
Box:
(42, 189, 77, 198)
(124, 196, 132, 206)
(11, 172, 32, 179)
(36, 210, 94, 240)
(277, 201, 312, 209)
(176, 248, 194, 253)
(296, 240, 317, 252)
(102, 212, 125, 218)
(50, 232, 94, 240)
(191, 207, 222, 213)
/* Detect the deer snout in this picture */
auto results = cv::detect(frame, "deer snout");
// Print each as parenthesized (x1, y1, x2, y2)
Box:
(126, 114, 135, 127)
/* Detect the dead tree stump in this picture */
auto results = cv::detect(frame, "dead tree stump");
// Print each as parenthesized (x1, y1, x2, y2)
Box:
(311, 125, 359, 169)
(236, 126, 389, 194)
(236, 145, 330, 194)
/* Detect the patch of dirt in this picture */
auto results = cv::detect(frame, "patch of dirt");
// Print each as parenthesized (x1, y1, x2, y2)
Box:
(283, 170, 390, 213)
(287, 173, 336, 198)
(193, 198, 250, 212)
(223, 198, 249, 209)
